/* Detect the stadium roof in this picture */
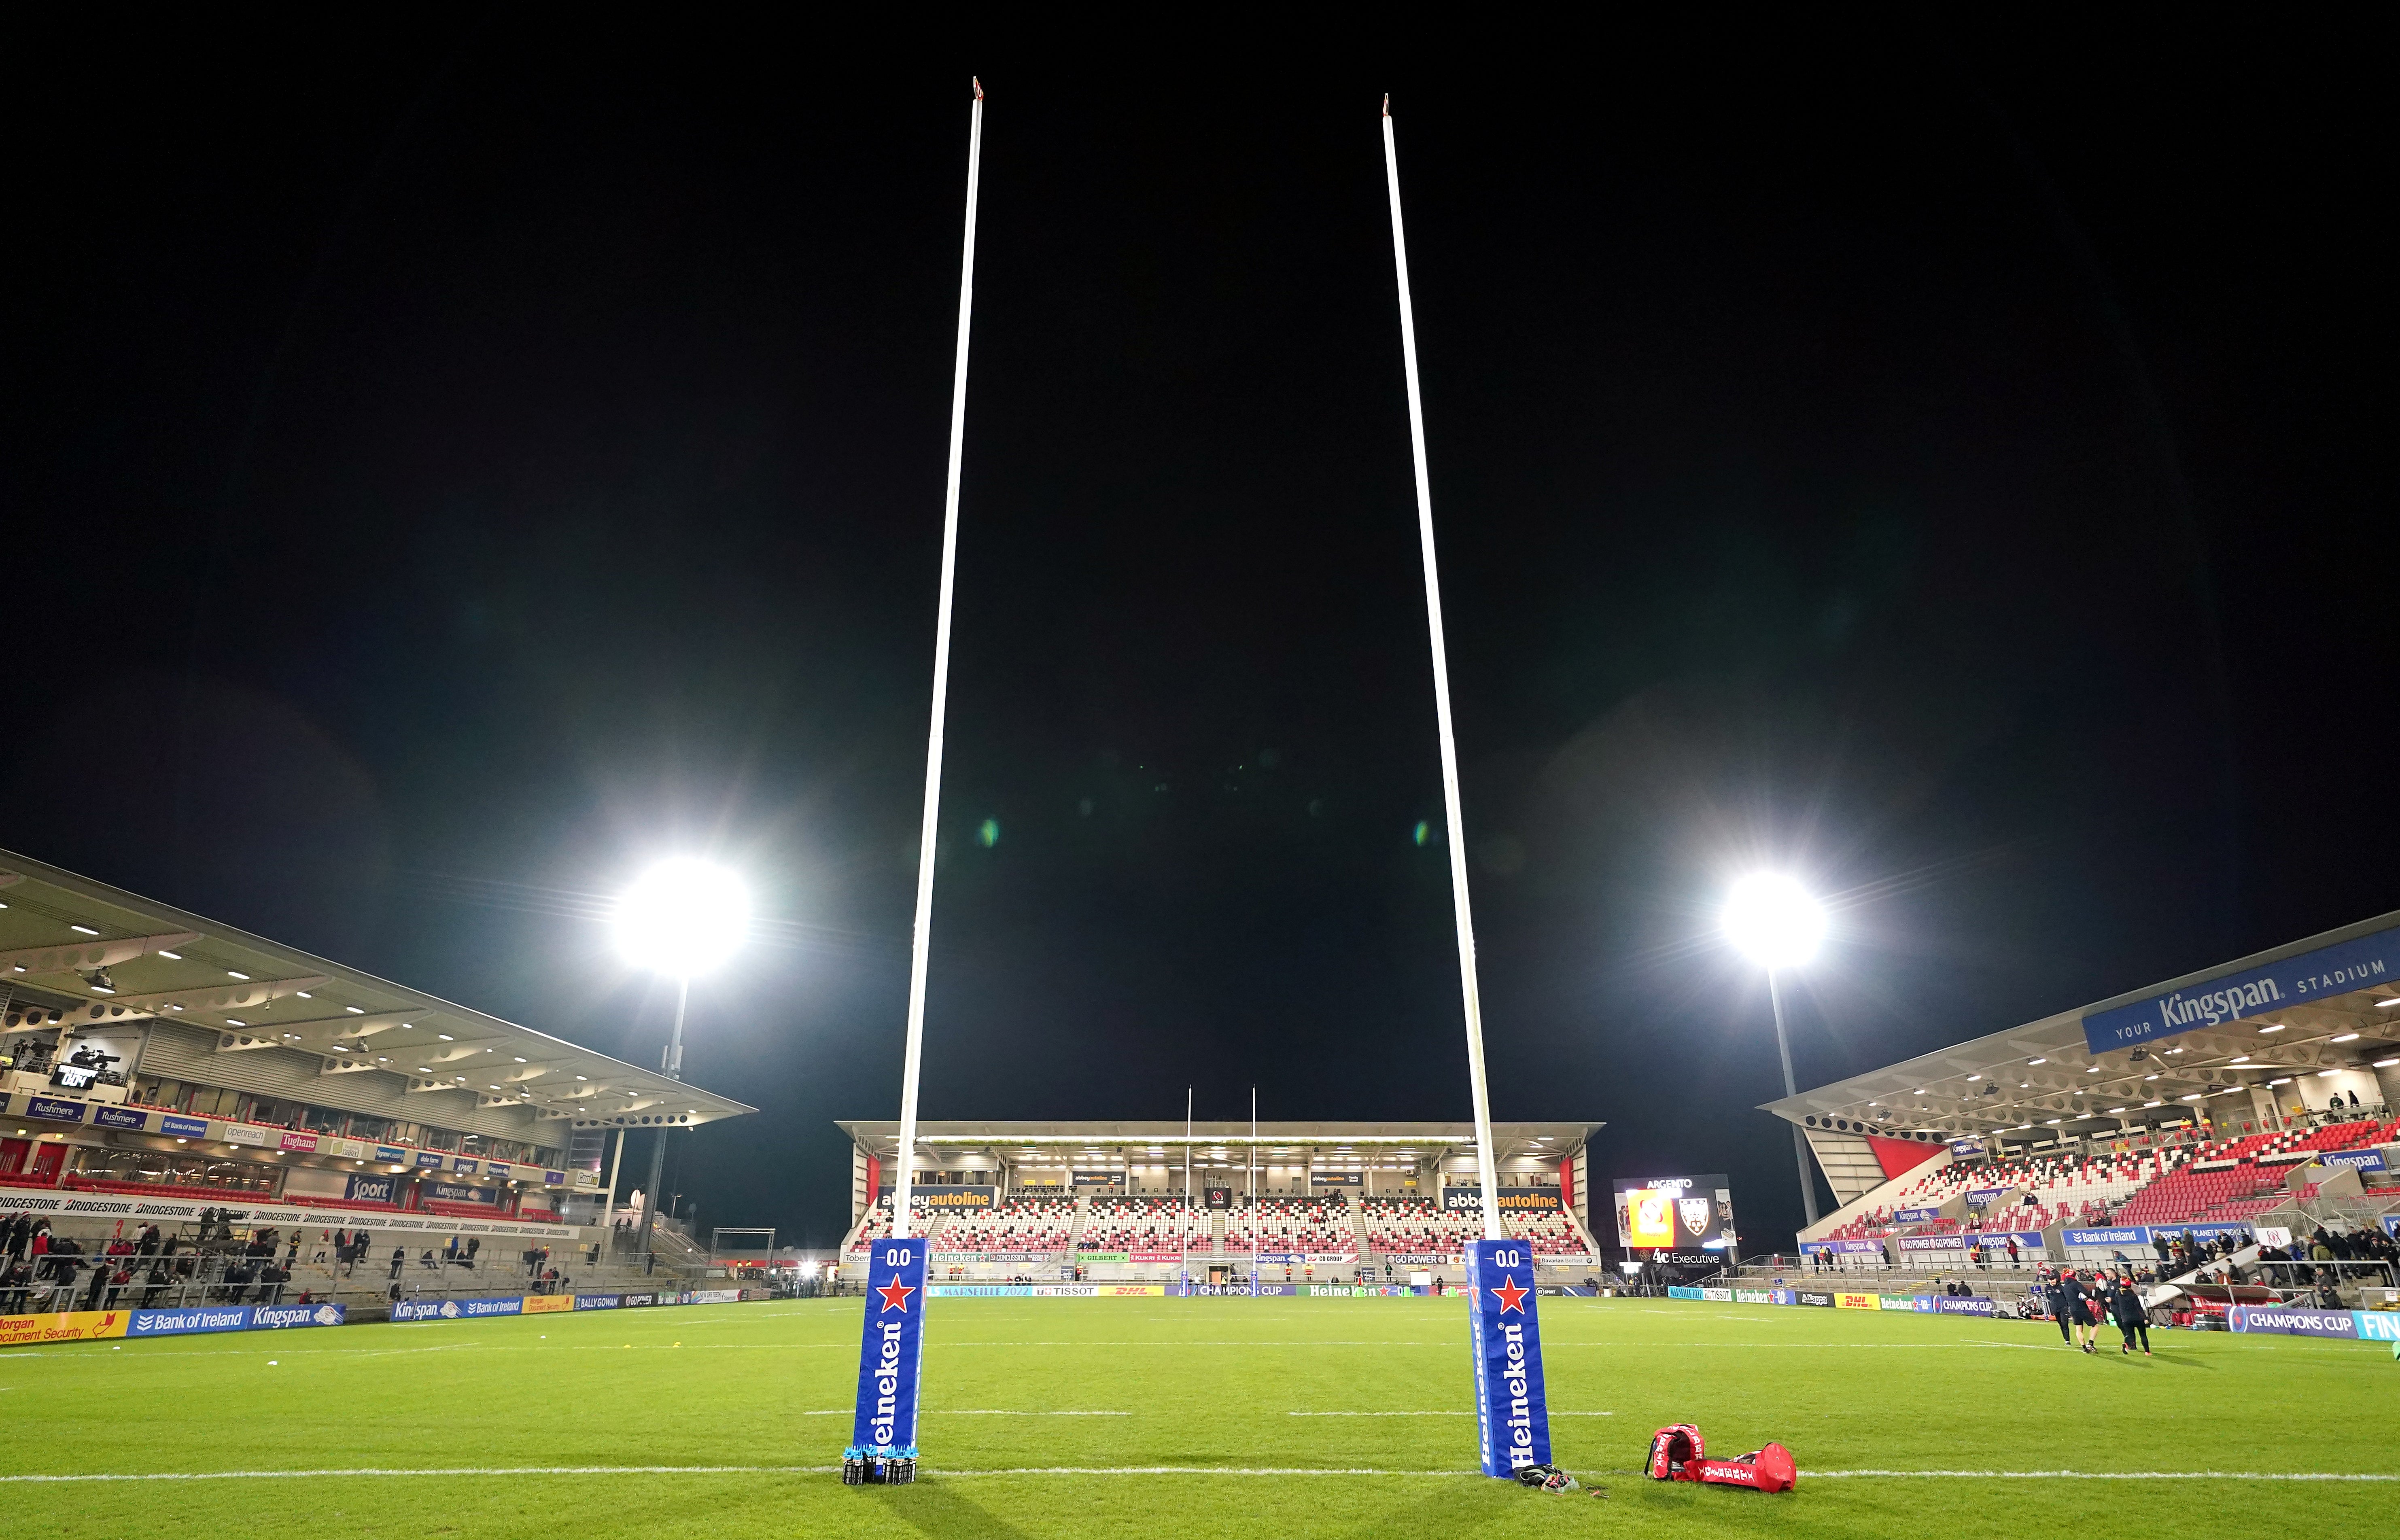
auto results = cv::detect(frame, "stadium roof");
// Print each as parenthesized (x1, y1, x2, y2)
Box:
(1762, 909, 2400, 1140)
(0, 847, 755, 1128)
(837, 1121, 1601, 1164)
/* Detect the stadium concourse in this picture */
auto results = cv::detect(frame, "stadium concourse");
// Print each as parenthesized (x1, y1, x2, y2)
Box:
(835, 1120, 1606, 1285)
(0, 848, 763, 1335)
(1747, 909, 2400, 1323)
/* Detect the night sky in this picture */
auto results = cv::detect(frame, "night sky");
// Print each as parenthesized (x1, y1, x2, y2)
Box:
(8, 28, 2392, 1250)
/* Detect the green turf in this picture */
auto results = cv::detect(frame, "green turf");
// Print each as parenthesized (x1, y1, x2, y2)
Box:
(3, 1297, 2392, 1537)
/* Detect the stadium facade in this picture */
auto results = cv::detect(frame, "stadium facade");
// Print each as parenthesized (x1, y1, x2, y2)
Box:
(837, 1119, 1607, 1278)
(1766, 910, 2400, 1257)
(0, 848, 755, 1237)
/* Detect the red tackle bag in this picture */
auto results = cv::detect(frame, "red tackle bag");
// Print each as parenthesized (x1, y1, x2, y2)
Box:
(1695, 1442, 1799, 1493)
(1645, 1423, 1704, 1481)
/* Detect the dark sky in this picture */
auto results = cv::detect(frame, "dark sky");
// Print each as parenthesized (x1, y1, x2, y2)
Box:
(7, 25, 2392, 1250)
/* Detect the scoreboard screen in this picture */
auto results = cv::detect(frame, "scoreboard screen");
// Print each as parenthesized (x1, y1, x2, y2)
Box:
(1613, 1174, 1735, 1252)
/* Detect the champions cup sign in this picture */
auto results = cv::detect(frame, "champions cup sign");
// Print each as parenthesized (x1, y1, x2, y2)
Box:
(1465, 1239, 1550, 1477)
(849, 1237, 929, 1465)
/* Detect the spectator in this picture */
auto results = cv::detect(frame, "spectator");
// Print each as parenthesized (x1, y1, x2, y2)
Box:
(140, 1262, 170, 1308)
(390, 1246, 406, 1281)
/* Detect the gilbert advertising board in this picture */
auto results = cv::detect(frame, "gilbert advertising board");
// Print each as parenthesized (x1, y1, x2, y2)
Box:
(0, 1310, 127, 1345)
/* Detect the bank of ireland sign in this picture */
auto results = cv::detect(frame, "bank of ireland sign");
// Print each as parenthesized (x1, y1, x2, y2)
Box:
(2082, 924, 2400, 1054)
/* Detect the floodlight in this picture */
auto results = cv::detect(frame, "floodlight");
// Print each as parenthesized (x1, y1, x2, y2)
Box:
(1721, 874, 1825, 969)
(612, 858, 750, 977)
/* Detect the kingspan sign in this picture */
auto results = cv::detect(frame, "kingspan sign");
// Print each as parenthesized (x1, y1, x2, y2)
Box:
(2080, 923, 2400, 1054)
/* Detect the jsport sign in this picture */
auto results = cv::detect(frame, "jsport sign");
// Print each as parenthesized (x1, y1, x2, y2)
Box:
(2082, 923, 2400, 1052)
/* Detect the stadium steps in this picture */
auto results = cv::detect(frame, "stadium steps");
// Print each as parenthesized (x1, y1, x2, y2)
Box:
(1798, 1148, 1959, 1243)
(1345, 1192, 1371, 1256)
(1068, 1196, 1090, 1248)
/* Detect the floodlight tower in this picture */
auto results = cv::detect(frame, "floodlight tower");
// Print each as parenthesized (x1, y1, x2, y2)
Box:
(1723, 874, 1827, 1226)
(611, 857, 749, 1260)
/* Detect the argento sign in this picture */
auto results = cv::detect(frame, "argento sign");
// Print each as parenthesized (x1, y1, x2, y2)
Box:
(2081, 924, 2400, 1053)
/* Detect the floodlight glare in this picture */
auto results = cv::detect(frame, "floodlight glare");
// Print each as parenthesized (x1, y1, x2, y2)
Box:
(612, 858, 750, 977)
(1722, 874, 1825, 969)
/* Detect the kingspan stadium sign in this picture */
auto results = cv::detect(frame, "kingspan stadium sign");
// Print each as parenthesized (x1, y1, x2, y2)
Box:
(2080, 923, 2400, 1054)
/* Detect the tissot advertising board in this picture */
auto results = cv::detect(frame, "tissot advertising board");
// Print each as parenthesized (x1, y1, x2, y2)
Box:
(1613, 1174, 1734, 1252)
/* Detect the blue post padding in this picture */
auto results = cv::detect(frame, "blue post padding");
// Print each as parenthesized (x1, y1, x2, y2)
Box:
(1464, 1237, 1551, 1477)
(848, 1237, 928, 1459)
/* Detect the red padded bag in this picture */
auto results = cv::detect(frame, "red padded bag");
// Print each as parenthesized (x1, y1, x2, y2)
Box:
(1645, 1423, 1704, 1481)
(1695, 1442, 1799, 1494)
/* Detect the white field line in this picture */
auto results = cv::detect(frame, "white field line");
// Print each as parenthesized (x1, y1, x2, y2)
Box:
(794, 1409, 1128, 1416)
(1288, 1411, 1613, 1417)
(0, 1465, 2394, 1484)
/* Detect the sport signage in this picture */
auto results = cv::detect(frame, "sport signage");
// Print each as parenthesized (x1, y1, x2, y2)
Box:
(427, 1182, 502, 1206)
(1611, 1175, 1732, 1252)
(128, 1305, 250, 1336)
(345, 1174, 398, 1205)
(2081, 923, 2400, 1053)
(1443, 1186, 1561, 1211)
(1891, 1208, 1937, 1223)
(1311, 1172, 1363, 1186)
(0, 1309, 127, 1344)
(25, 1097, 85, 1123)
(94, 1107, 146, 1130)
(1834, 1292, 1878, 1310)
(390, 1296, 525, 1322)
(1933, 1296, 2001, 1316)
(279, 1131, 318, 1152)
(2228, 1305, 2361, 1340)
(2322, 1148, 2388, 1173)
(873, 1184, 998, 1209)
(1794, 1290, 1836, 1308)
(161, 1115, 209, 1138)
(1799, 1239, 1884, 1256)
(415, 1150, 447, 1169)
(849, 1238, 928, 1462)
(1464, 1239, 1549, 1478)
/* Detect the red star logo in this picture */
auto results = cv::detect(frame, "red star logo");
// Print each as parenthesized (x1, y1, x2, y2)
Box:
(876, 1277, 917, 1313)
(1490, 1276, 1528, 1315)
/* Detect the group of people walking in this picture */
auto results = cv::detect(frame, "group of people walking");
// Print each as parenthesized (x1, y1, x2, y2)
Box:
(2042, 1266, 2152, 1356)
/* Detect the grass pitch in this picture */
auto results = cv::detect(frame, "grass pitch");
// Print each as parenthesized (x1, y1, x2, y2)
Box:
(4, 1296, 2394, 1538)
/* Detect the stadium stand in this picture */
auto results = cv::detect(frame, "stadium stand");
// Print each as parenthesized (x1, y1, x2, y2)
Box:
(1224, 1194, 1351, 1254)
(1357, 1197, 1478, 1254)
(1078, 1195, 1208, 1252)
(2115, 1118, 2399, 1227)
(1505, 1205, 1594, 1256)
(923, 1195, 1074, 1254)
